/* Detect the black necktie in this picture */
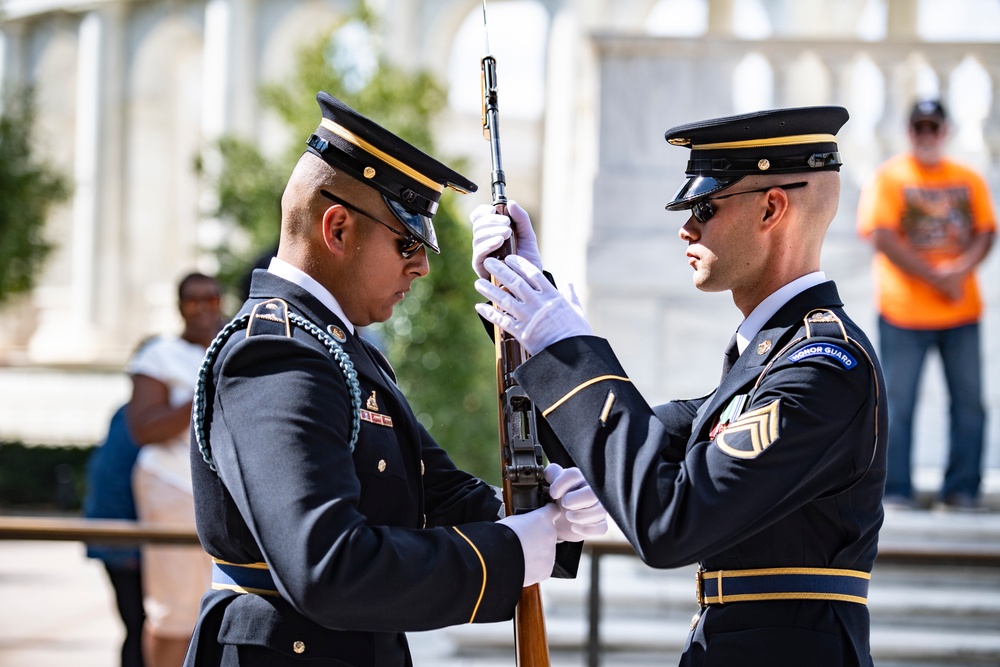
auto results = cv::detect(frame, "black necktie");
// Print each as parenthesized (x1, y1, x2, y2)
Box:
(721, 334, 740, 379)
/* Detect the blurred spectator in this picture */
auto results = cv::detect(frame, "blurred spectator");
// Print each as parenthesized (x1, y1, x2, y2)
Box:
(857, 99, 996, 511)
(127, 273, 223, 667)
(83, 402, 147, 667)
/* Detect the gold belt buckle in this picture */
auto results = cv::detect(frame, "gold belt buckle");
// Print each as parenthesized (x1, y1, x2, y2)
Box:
(695, 568, 705, 607)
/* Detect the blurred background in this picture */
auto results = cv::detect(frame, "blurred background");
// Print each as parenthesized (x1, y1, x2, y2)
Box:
(2, 2, 1000, 666)
(1, 0, 998, 503)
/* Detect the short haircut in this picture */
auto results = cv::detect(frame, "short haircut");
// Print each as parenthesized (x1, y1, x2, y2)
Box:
(177, 272, 218, 301)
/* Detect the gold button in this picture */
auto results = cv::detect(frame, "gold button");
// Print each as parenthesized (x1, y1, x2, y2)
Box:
(378, 459, 387, 473)
(363, 166, 376, 179)
(757, 158, 770, 170)
(293, 640, 305, 654)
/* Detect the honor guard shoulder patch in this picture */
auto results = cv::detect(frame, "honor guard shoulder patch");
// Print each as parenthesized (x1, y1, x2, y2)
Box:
(789, 343, 858, 369)
(715, 399, 781, 459)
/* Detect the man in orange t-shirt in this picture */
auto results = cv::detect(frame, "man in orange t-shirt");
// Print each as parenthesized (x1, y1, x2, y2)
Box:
(857, 99, 995, 511)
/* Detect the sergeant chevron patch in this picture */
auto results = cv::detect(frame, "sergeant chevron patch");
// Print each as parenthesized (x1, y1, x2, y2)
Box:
(715, 399, 781, 459)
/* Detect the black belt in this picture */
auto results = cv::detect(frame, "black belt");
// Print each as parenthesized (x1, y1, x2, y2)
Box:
(211, 558, 280, 597)
(695, 567, 870, 607)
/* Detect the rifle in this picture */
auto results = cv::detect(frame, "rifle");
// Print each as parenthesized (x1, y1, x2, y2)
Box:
(479, 3, 571, 665)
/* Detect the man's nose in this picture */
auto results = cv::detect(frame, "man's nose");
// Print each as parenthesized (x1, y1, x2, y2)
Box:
(409, 246, 430, 277)
(679, 217, 700, 242)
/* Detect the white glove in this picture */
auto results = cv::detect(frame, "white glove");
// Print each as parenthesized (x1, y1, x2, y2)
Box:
(474, 255, 592, 355)
(499, 503, 559, 587)
(470, 200, 543, 280)
(544, 464, 608, 541)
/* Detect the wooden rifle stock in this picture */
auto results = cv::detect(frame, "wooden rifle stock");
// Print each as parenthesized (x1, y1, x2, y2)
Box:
(481, 7, 551, 662)
(492, 228, 551, 667)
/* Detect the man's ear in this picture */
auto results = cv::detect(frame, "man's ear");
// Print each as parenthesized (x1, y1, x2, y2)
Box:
(761, 188, 790, 228)
(321, 205, 351, 255)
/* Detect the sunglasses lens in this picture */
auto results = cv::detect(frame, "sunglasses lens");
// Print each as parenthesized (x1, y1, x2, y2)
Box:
(399, 237, 424, 259)
(692, 201, 714, 224)
(912, 121, 940, 136)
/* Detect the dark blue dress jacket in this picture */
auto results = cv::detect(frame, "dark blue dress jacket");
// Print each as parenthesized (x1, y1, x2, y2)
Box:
(514, 281, 888, 667)
(185, 271, 524, 666)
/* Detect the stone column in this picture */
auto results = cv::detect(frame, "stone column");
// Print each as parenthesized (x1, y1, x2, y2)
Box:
(71, 12, 105, 351)
(886, 0, 919, 39)
(706, 0, 737, 36)
(200, 0, 257, 266)
(202, 0, 257, 141)
(27, 6, 130, 363)
(538, 4, 595, 289)
(982, 61, 1000, 181)
(0, 22, 26, 114)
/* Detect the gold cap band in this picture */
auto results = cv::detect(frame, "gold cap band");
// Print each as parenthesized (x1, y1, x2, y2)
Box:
(321, 118, 444, 193)
(693, 133, 838, 150)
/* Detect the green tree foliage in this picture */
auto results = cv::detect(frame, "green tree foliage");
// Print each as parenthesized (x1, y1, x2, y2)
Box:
(0, 88, 70, 304)
(203, 10, 501, 481)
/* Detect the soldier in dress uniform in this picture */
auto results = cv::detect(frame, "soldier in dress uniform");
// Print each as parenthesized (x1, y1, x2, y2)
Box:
(184, 92, 607, 667)
(471, 106, 887, 666)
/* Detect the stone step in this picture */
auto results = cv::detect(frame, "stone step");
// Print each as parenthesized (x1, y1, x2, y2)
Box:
(441, 614, 1000, 665)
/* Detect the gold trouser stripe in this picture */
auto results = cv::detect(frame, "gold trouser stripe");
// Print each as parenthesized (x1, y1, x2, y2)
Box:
(212, 557, 270, 570)
(212, 582, 282, 597)
(320, 118, 445, 193)
(542, 375, 631, 418)
(693, 133, 837, 150)
(453, 527, 487, 623)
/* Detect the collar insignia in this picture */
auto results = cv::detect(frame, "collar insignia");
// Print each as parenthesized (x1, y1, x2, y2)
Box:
(327, 325, 347, 342)
(756, 340, 772, 355)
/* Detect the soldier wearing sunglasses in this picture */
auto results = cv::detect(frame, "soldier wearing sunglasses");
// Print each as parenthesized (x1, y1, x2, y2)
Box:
(473, 106, 887, 666)
(185, 92, 605, 667)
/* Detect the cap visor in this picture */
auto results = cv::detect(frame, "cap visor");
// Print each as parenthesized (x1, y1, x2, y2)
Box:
(383, 196, 440, 254)
(665, 175, 744, 210)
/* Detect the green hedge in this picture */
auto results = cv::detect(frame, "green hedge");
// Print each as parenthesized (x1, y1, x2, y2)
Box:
(0, 441, 93, 511)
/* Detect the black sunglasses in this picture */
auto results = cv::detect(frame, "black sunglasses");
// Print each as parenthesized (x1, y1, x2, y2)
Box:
(320, 190, 425, 259)
(911, 121, 942, 136)
(690, 181, 808, 224)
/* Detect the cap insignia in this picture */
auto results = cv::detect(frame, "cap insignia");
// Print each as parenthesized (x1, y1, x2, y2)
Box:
(363, 166, 376, 179)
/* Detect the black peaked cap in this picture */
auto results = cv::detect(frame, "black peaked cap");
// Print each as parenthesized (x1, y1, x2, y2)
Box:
(305, 91, 478, 253)
(664, 106, 849, 210)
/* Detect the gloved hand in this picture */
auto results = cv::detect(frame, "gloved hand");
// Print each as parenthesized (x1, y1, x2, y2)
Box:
(544, 464, 608, 541)
(470, 200, 543, 280)
(474, 255, 592, 355)
(499, 503, 559, 587)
